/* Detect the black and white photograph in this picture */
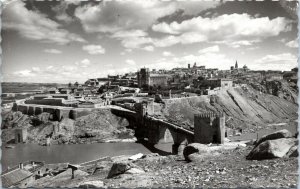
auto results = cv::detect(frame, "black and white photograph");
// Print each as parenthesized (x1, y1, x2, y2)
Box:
(1, 0, 299, 188)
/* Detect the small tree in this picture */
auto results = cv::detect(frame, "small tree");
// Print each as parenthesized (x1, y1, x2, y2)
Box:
(68, 82, 72, 88)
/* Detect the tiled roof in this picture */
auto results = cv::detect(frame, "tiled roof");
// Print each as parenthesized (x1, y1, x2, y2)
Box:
(1, 168, 33, 187)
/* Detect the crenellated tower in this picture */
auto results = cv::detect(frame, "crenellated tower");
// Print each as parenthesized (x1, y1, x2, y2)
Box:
(194, 112, 225, 144)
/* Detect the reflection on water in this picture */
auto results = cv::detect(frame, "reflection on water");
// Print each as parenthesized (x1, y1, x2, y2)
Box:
(1, 142, 152, 169)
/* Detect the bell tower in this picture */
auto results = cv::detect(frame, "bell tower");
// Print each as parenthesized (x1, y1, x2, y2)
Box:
(235, 60, 238, 69)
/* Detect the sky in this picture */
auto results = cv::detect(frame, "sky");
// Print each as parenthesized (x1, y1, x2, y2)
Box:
(1, 0, 298, 83)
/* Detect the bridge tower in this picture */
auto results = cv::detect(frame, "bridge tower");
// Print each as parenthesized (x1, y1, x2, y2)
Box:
(194, 112, 225, 144)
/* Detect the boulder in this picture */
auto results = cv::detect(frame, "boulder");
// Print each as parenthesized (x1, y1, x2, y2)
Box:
(107, 161, 134, 178)
(246, 138, 297, 160)
(254, 129, 293, 147)
(78, 181, 104, 188)
(183, 143, 209, 161)
(183, 142, 246, 162)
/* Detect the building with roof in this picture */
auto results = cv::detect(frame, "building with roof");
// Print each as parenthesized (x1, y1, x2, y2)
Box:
(137, 68, 170, 89)
(48, 88, 58, 94)
(60, 88, 71, 94)
(193, 78, 233, 90)
(1, 161, 44, 188)
(25, 94, 79, 107)
(149, 74, 169, 88)
(1, 167, 33, 188)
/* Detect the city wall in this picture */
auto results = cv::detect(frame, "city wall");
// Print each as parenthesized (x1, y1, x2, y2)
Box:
(12, 103, 85, 121)
(25, 99, 63, 106)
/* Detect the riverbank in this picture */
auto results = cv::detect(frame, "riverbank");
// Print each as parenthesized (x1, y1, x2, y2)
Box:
(23, 144, 297, 188)
(1, 142, 152, 169)
(3, 126, 298, 188)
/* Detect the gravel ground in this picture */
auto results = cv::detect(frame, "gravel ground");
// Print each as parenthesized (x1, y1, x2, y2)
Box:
(29, 144, 298, 188)
(103, 146, 298, 188)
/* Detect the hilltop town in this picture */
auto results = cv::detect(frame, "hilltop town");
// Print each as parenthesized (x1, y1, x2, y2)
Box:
(1, 61, 298, 188)
(1, 0, 298, 187)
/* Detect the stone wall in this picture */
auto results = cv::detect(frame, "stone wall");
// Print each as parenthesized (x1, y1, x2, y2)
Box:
(13, 103, 78, 121)
(25, 99, 63, 106)
(18, 105, 29, 114)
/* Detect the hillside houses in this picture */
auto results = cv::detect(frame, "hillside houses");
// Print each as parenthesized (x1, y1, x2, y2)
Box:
(21, 61, 296, 109)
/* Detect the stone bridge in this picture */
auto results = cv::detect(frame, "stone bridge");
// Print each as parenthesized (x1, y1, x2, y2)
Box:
(110, 103, 225, 154)
(141, 116, 194, 154)
(12, 101, 225, 154)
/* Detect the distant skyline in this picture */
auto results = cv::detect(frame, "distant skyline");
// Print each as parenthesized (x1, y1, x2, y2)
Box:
(2, 0, 298, 83)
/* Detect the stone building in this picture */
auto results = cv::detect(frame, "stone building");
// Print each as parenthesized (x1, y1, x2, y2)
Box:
(149, 74, 168, 88)
(265, 73, 283, 81)
(193, 78, 233, 90)
(194, 112, 225, 144)
(137, 68, 169, 89)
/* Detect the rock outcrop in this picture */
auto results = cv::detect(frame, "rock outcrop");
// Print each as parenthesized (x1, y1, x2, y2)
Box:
(158, 86, 298, 133)
(246, 138, 297, 160)
(107, 162, 133, 178)
(183, 143, 209, 161)
(183, 142, 247, 162)
(254, 129, 293, 147)
(107, 161, 144, 178)
(2, 108, 135, 145)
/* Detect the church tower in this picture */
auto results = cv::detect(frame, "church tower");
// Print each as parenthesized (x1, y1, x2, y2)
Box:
(235, 60, 238, 69)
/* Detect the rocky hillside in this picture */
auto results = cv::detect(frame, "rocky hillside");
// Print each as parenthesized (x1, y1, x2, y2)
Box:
(155, 85, 298, 133)
(1, 109, 135, 145)
(250, 80, 298, 104)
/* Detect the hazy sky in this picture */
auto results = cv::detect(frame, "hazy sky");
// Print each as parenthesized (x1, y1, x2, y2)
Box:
(2, 0, 298, 83)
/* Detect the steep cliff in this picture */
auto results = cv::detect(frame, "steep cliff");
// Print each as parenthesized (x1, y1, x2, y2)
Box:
(250, 80, 298, 104)
(157, 86, 298, 132)
(1, 109, 134, 145)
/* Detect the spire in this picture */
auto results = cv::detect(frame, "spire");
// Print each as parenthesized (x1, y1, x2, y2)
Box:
(235, 60, 238, 69)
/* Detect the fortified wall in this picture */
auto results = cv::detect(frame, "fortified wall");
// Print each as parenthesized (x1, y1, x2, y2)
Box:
(12, 103, 82, 121)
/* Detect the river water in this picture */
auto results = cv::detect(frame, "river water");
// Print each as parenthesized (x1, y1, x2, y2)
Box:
(1, 142, 152, 169)
(2, 124, 297, 170)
